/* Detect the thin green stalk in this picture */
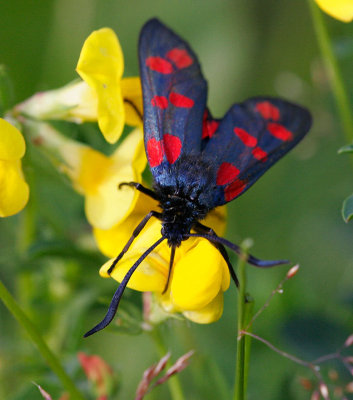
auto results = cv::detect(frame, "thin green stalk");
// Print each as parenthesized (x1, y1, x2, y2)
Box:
(234, 255, 253, 400)
(242, 296, 254, 396)
(150, 326, 185, 400)
(0, 279, 85, 400)
(308, 0, 353, 142)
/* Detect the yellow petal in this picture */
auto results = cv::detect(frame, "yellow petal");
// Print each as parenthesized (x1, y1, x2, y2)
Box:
(93, 191, 159, 258)
(84, 163, 136, 229)
(0, 119, 25, 161)
(170, 240, 227, 310)
(111, 127, 146, 175)
(99, 218, 169, 292)
(0, 159, 29, 217)
(74, 147, 112, 194)
(76, 28, 125, 143)
(221, 257, 231, 291)
(315, 0, 353, 22)
(121, 77, 143, 126)
(83, 129, 145, 229)
(183, 291, 224, 323)
(202, 205, 227, 236)
(99, 249, 168, 292)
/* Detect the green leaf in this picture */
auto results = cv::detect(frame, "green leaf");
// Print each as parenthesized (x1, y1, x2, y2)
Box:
(342, 194, 353, 223)
(338, 144, 353, 154)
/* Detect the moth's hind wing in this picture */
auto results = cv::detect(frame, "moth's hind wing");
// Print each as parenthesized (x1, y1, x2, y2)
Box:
(202, 97, 312, 207)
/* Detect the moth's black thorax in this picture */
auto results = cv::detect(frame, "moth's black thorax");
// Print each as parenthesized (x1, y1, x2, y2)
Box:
(153, 154, 217, 247)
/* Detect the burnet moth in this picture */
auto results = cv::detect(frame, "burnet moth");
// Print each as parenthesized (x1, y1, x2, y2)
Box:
(84, 18, 311, 337)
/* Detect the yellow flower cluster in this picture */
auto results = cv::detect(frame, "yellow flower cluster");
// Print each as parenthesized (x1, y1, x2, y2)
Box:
(10, 26, 229, 324)
(72, 28, 229, 323)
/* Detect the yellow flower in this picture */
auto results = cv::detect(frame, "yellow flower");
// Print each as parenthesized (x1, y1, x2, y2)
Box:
(16, 28, 142, 144)
(315, 0, 353, 22)
(95, 195, 229, 324)
(26, 121, 146, 229)
(76, 28, 143, 143)
(0, 118, 29, 217)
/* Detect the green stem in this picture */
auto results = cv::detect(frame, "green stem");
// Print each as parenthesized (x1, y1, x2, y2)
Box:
(150, 326, 185, 400)
(308, 0, 353, 142)
(19, 138, 38, 253)
(0, 279, 85, 400)
(234, 254, 253, 400)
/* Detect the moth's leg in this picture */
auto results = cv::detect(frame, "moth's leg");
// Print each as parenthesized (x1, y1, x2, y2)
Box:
(108, 210, 162, 275)
(194, 222, 239, 287)
(189, 225, 288, 268)
(123, 98, 143, 123)
(162, 245, 176, 294)
(119, 181, 159, 201)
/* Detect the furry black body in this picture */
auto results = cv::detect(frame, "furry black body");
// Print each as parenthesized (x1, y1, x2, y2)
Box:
(153, 154, 216, 247)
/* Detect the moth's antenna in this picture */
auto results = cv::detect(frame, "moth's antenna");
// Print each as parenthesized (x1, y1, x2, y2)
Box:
(84, 236, 165, 337)
(108, 210, 162, 275)
(162, 245, 176, 294)
(185, 233, 288, 267)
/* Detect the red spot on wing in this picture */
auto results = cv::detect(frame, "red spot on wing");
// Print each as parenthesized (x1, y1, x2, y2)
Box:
(252, 147, 268, 162)
(202, 120, 219, 139)
(216, 162, 240, 186)
(202, 110, 219, 139)
(267, 123, 293, 141)
(163, 134, 182, 164)
(146, 138, 163, 167)
(166, 48, 193, 69)
(255, 101, 280, 121)
(234, 127, 257, 147)
(151, 96, 168, 109)
(146, 57, 173, 74)
(224, 179, 247, 202)
(169, 92, 194, 108)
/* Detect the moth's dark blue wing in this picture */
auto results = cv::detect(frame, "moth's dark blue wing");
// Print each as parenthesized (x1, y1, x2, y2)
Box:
(203, 97, 312, 207)
(139, 18, 207, 184)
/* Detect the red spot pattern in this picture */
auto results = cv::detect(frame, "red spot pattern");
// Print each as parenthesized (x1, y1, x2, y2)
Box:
(255, 101, 280, 121)
(202, 110, 219, 139)
(224, 179, 247, 202)
(146, 57, 173, 74)
(163, 134, 182, 164)
(169, 92, 194, 108)
(234, 127, 257, 147)
(146, 138, 163, 167)
(216, 162, 240, 186)
(252, 147, 268, 162)
(267, 123, 293, 141)
(166, 48, 193, 69)
(151, 96, 168, 109)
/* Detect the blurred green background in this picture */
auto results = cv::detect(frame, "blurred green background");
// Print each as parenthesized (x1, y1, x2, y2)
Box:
(1, 0, 353, 399)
